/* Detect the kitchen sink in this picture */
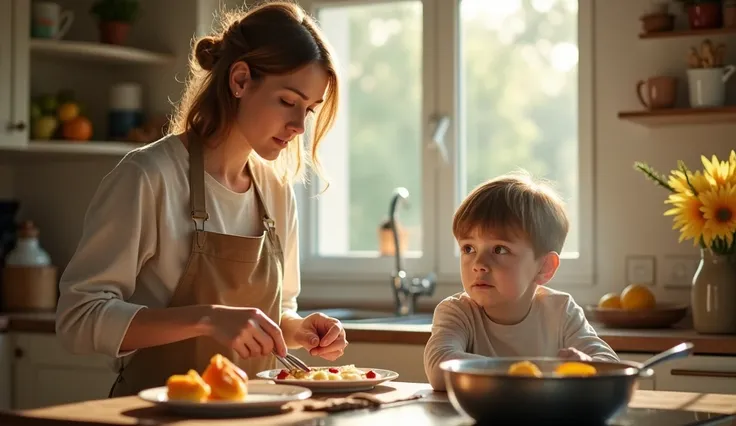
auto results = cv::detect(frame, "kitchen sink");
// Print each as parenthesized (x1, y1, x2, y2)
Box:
(296, 308, 396, 322)
(296, 308, 433, 325)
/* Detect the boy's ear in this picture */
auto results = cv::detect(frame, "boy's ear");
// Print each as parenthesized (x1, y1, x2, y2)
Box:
(534, 252, 560, 285)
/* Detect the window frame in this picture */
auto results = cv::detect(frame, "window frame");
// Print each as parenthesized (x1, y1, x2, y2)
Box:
(295, 0, 596, 287)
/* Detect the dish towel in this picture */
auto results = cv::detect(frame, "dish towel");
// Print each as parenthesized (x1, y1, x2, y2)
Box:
(286, 392, 428, 413)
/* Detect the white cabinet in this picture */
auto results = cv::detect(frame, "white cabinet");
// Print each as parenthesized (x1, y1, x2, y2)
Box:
(11, 333, 117, 409)
(656, 355, 736, 395)
(618, 352, 736, 395)
(0, 0, 30, 147)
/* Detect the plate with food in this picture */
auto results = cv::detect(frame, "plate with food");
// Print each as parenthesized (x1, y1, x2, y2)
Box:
(138, 354, 312, 417)
(256, 364, 399, 393)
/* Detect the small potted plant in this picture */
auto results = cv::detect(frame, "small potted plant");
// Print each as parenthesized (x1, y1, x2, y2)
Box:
(676, 0, 724, 30)
(89, 0, 140, 45)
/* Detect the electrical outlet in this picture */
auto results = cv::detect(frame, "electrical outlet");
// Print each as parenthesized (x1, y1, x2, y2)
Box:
(626, 255, 655, 286)
(662, 255, 701, 289)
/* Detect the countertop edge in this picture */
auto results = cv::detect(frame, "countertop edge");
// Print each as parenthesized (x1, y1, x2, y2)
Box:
(2, 313, 736, 356)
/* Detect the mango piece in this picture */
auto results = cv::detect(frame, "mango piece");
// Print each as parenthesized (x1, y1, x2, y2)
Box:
(507, 361, 543, 377)
(202, 354, 248, 401)
(555, 362, 597, 377)
(166, 370, 211, 402)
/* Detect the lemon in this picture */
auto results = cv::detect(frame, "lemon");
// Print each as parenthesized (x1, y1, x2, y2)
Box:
(555, 362, 597, 377)
(57, 102, 80, 122)
(507, 361, 542, 377)
(621, 284, 656, 310)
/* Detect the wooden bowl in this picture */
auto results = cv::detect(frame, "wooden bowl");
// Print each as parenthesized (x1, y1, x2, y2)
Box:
(584, 303, 689, 329)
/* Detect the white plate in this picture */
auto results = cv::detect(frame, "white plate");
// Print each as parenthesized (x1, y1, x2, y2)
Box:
(137, 382, 312, 417)
(256, 367, 399, 393)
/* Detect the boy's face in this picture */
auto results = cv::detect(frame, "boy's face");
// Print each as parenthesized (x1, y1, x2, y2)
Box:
(457, 228, 559, 315)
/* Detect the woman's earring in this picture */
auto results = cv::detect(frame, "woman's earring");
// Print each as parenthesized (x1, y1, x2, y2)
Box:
(234, 91, 240, 98)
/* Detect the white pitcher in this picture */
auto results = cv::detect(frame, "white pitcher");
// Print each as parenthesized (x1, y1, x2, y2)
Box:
(687, 65, 736, 107)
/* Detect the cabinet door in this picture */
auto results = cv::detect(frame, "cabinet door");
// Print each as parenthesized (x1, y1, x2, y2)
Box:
(0, 334, 11, 410)
(12, 333, 117, 409)
(0, 0, 30, 147)
(656, 355, 736, 395)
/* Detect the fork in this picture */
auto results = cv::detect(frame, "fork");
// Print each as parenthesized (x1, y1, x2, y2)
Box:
(274, 351, 311, 372)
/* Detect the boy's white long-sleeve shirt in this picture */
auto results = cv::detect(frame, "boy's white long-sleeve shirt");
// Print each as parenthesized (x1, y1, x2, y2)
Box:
(424, 286, 619, 391)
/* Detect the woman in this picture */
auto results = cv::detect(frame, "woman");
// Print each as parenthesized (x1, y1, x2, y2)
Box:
(55, 1, 348, 397)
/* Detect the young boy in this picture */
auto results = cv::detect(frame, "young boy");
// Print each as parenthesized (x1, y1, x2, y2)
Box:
(424, 171, 618, 391)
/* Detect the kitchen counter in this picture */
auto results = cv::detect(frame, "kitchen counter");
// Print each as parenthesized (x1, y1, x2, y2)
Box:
(3, 311, 736, 356)
(1, 382, 735, 426)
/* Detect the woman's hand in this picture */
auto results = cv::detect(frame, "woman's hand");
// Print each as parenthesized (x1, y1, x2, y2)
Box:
(293, 313, 348, 361)
(203, 305, 288, 359)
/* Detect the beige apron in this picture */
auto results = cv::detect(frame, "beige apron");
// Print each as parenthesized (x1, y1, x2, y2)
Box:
(109, 138, 284, 397)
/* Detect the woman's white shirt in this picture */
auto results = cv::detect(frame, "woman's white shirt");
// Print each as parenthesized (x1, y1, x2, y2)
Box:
(55, 134, 301, 367)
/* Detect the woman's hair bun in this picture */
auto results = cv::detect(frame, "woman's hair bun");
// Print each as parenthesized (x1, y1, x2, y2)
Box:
(195, 37, 222, 71)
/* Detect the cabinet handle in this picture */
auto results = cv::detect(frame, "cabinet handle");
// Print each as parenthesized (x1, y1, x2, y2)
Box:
(14, 347, 23, 358)
(671, 369, 736, 379)
(6, 121, 26, 131)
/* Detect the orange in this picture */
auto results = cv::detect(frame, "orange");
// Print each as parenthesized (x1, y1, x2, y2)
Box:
(598, 292, 622, 309)
(507, 361, 542, 377)
(555, 362, 597, 377)
(61, 116, 93, 141)
(201, 354, 248, 401)
(166, 370, 211, 402)
(620, 284, 656, 310)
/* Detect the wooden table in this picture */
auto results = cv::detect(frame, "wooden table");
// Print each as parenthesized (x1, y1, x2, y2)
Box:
(1, 382, 735, 426)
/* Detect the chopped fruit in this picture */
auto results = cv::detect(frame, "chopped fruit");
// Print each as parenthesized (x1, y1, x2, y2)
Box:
(507, 361, 543, 377)
(555, 362, 598, 377)
(328, 367, 339, 374)
(366, 370, 377, 379)
(166, 370, 211, 402)
(276, 370, 290, 380)
(202, 354, 248, 401)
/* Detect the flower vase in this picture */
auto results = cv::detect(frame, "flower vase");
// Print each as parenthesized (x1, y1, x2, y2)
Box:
(691, 249, 736, 334)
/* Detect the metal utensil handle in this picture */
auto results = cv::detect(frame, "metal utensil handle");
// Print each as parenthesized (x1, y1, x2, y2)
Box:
(640, 342, 694, 371)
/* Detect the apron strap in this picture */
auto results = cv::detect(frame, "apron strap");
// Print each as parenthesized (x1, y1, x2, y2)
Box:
(246, 160, 276, 232)
(188, 136, 209, 231)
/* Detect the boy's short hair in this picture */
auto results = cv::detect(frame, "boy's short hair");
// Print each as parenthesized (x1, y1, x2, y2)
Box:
(452, 170, 569, 257)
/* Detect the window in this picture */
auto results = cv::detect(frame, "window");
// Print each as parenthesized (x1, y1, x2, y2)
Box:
(297, 0, 594, 286)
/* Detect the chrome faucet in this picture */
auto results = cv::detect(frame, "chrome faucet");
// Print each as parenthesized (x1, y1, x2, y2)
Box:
(387, 187, 436, 316)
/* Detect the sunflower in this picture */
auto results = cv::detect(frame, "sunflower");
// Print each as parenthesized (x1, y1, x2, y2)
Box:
(701, 152, 736, 187)
(665, 191, 711, 246)
(668, 169, 712, 195)
(699, 184, 736, 248)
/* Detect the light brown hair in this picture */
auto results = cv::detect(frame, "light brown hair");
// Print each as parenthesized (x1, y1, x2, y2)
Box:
(169, 0, 339, 184)
(452, 170, 569, 257)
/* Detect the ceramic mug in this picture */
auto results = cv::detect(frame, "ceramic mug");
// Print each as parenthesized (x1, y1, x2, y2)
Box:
(687, 65, 736, 107)
(31, 2, 74, 39)
(636, 76, 677, 109)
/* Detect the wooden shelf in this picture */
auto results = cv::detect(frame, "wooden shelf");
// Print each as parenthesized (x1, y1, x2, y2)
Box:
(0, 140, 144, 156)
(618, 106, 736, 127)
(640, 27, 736, 39)
(29, 39, 175, 66)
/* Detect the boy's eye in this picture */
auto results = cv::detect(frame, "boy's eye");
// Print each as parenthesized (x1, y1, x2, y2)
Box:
(493, 245, 509, 255)
(460, 244, 475, 254)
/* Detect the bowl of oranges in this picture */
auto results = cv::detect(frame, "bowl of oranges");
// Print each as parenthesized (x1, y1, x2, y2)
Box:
(584, 284, 688, 329)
